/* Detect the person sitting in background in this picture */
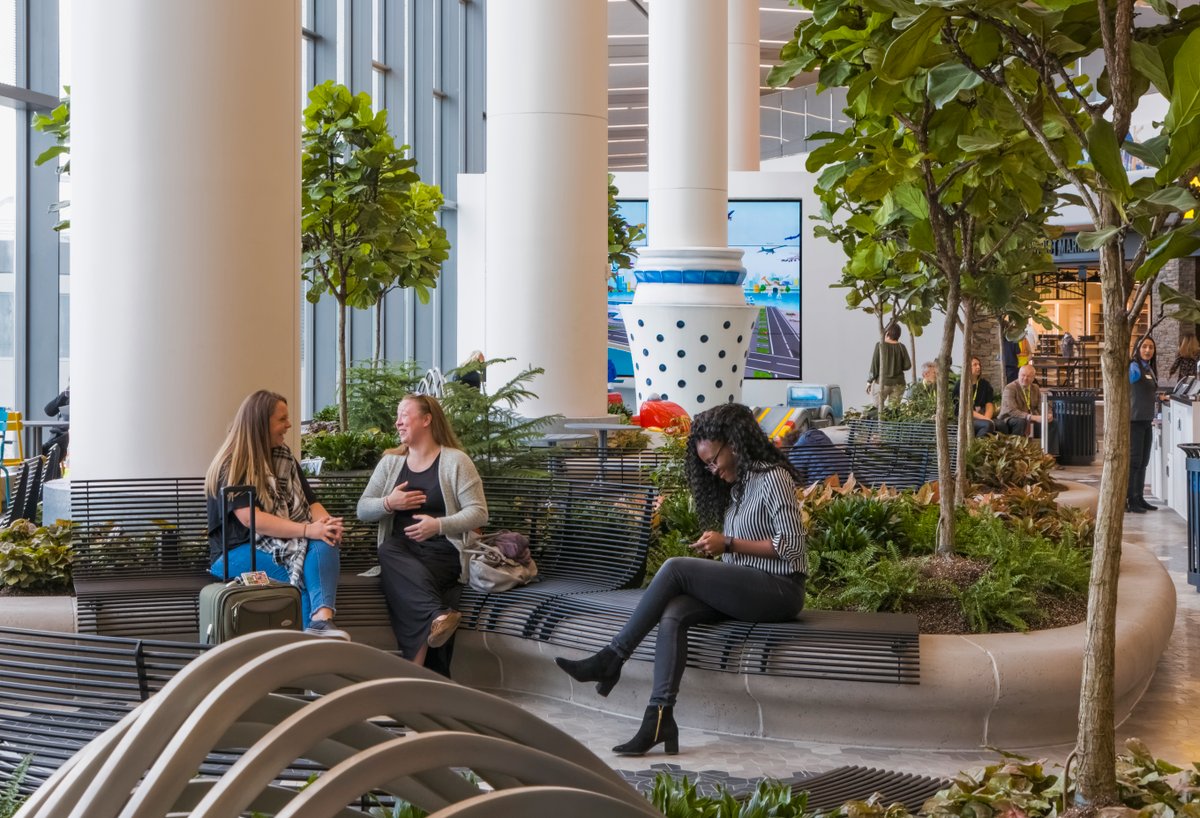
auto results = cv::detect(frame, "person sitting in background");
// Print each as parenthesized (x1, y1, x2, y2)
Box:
(905, 361, 938, 400)
(452, 350, 485, 390)
(785, 427, 852, 486)
(1168, 335, 1199, 384)
(998, 365, 1058, 455)
(961, 356, 995, 437)
(43, 386, 69, 456)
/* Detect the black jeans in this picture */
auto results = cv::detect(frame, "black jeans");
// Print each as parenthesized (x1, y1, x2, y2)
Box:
(1128, 420, 1153, 502)
(610, 557, 805, 706)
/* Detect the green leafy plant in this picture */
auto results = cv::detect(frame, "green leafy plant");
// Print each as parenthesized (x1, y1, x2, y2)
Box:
(607, 174, 645, 280)
(965, 435, 1059, 492)
(346, 359, 423, 432)
(0, 520, 73, 591)
(31, 88, 70, 231)
(301, 429, 395, 472)
(301, 80, 448, 432)
(0, 755, 31, 818)
(438, 360, 559, 478)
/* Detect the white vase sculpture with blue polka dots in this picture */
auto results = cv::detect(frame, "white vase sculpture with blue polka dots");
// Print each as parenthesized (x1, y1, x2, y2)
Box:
(621, 247, 758, 417)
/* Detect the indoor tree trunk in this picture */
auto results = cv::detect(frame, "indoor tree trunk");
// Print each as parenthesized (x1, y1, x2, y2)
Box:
(374, 300, 384, 368)
(935, 274, 961, 556)
(1074, 235, 1130, 806)
(337, 300, 348, 433)
(955, 300, 974, 502)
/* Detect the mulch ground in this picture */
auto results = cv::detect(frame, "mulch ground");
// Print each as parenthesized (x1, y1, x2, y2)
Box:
(901, 554, 1088, 635)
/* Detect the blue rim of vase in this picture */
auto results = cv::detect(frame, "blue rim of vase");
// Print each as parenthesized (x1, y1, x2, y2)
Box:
(633, 269, 747, 285)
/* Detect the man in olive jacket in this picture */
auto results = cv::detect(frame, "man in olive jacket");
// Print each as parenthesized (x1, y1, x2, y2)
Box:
(867, 323, 912, 403)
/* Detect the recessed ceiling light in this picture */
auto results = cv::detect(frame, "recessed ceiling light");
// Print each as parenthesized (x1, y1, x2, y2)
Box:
(609, 123, 647, 129)
(611, 86, 649, 92)
(609, 137, 646, 143)
(610, 151, 648, 157)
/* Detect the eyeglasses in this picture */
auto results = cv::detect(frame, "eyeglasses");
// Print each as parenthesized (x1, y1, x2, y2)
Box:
(703, 442, 725, 473)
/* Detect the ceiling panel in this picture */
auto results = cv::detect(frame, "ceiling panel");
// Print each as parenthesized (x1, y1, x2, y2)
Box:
(607, 0, 813, 170)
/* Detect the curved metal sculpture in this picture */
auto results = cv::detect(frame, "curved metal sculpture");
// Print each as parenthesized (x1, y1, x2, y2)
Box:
(20, 631, 657, 818)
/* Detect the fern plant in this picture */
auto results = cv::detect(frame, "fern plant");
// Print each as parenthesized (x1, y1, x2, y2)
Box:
(0, 755, 31, 818)
(437, 359, 559, 477)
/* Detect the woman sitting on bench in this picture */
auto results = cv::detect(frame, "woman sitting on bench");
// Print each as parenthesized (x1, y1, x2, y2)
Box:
(205, 390, 348, 639)
(357, 394, 488, 678)
(556, 402, 807, 756)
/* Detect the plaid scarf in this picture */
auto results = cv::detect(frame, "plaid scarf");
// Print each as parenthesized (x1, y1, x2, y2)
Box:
(255, 446, 312, 587)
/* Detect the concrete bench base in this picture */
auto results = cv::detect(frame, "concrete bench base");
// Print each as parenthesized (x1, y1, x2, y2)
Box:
(450, 543, 1174, 750)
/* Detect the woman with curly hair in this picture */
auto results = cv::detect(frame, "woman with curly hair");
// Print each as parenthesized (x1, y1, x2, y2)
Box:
(555, 402, 806, 756)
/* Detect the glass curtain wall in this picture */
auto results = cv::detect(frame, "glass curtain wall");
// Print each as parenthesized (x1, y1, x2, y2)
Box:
(0, 0, 64, 426)
(5, 0, 486, 424)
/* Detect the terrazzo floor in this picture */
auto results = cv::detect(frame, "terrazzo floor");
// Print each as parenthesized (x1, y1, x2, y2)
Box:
(485, 463, 1200, 791)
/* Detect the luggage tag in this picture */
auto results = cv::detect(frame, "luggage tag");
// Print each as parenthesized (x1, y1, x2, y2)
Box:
(239, 571, 271, 586)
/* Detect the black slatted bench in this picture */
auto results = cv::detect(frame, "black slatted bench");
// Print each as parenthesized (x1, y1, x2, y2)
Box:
(530, 589, 920, 684)
(797, 766, 947, 811)
(70, 469, 920, 685)
(786, 419, 955, 490)
(0, 627, 209, 793)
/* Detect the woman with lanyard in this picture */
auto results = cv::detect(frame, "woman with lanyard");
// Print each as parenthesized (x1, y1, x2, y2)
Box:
(1127, 336, 1159, 513)
(555, 402, 806, 755)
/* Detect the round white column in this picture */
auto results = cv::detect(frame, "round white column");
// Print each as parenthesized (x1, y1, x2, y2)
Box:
(71, 0, 300, 479)
(728, 0, 761, 172)
(485, 0, 608, 418)
(648, 0, 728, 249)
(626, 0, 756, 418)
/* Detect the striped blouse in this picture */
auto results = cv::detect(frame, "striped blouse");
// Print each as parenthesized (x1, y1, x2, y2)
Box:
(720, 462, 807, 576)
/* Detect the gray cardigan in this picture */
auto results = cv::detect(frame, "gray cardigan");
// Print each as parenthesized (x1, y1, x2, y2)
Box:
(356, 447, 489, 581)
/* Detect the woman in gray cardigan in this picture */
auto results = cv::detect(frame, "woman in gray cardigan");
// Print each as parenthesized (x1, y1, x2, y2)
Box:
(357, 394, 488, 676)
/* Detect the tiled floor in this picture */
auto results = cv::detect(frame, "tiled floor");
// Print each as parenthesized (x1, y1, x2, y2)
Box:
(488, 464, 1200, 786)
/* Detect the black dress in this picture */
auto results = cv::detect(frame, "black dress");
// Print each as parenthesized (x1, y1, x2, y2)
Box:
(378, 453, 462, 677)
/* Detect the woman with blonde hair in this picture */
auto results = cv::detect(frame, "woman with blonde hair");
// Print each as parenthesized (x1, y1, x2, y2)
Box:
(357, 393, 488, 676)
(205, 390, 347, 638)
(1168, 335, 1200, 383)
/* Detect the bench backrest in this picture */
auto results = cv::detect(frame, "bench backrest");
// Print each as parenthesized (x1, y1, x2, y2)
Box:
(475, 476, 656, 589)
(72, 478, 211, 580)
(844, 419, 956, 488)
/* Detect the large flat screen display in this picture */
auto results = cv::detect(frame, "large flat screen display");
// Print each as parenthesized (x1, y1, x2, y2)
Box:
(608, 200, 801, 380)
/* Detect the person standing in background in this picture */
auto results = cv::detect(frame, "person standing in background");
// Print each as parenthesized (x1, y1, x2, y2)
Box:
(1127, 337, 1159, 513)
(867, 323, 912, 404)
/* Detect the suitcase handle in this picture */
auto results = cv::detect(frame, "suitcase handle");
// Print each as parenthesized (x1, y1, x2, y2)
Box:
(221, 484, 257, 581)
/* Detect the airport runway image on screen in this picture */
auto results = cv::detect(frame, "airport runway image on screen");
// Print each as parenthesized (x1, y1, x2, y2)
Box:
(608, 200, 801, 380)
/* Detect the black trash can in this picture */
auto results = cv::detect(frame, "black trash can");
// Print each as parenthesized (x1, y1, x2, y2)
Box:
(1181, 444, 1200, 590)
(1048, 388, 1098, 466)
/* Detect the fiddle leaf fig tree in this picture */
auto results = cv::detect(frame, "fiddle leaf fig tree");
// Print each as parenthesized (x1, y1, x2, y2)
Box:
(301, 80, 447, 430)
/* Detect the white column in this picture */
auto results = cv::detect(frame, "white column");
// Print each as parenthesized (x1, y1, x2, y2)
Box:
(71, 0, 300, 479)
(728, 0, 761, 172)
(647, 0, 728, 249)
(485, 0, 608, 418)
(624, 0, 757, 417)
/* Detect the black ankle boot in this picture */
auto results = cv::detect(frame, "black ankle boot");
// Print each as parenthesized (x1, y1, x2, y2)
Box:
(613, 704, 679, 756)
(1137, 497, 1159, 511)
(555, 647, 623, 697)
(1126, 499, 1146, 514)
